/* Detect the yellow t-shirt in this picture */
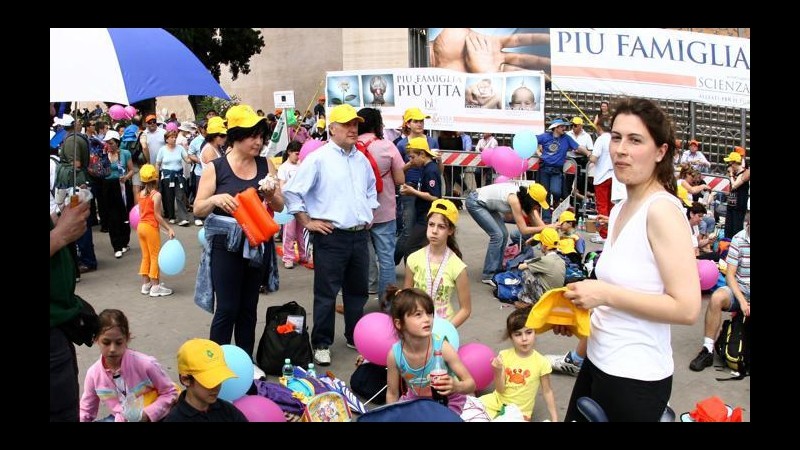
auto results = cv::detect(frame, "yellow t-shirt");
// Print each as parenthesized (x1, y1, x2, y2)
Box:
(479, 348, 552, 420)
(406, 247, 467, 321)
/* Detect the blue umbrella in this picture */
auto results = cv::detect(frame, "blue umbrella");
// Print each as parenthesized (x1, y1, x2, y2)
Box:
(50, 28, 230, 104)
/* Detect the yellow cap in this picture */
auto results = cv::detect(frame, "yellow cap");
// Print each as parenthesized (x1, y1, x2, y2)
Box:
(403, 107, 430, 123)
(527, 183, 549, 209)
(558, 210, 576, 223)
(526, 287, 591, 338)
(176, 339, 237, 389)
(407, 136, 438, 158)
(428, 198, 459, 225)
(571, 117, 584, 125)
(226, 104, 265, 130)
(533, 227, 560, 249)
(316, 118, 326, 129)
(206, 116, 227, 135)
(723, 151, 742, 163)
(328, 104, 364, 124)
(676, 184, 693, 207)
(139, 164, 158, 183)
(557, 237, 577, 254)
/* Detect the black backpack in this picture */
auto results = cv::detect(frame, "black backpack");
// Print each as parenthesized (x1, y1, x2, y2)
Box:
(714, 313, 750, 380)
(256, 301, 313, 376)
(124, 131, 146, 166)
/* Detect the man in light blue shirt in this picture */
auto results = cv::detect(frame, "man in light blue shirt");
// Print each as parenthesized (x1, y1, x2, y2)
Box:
(283, 104, 379, 367)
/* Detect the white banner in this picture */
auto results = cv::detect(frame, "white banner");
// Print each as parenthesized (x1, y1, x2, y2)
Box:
(550, 28, 750, 109)
(325, 68, 546, 134)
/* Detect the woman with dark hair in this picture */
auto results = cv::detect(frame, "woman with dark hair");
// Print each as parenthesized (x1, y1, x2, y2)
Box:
(101, 130, 135, 258)
(465, 182, 553, 285)
(192, 104, 284, 357)
(562, 98, 700, 422)
(593, 100, 612, 134)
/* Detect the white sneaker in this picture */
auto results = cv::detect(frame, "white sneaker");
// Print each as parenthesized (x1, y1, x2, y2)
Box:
(481, 278, 497, 288)
(194, 219, 203, 226)
(284, 261, 294, 269)
(114, 251, 123, 258)
(121, 246, 130, 253)
(314, 348, 331, 366)
(149, 283, 174, 297)
(252, 363, 266, 380)
(168, 219, 176, 224)
(590, 235, 606, 244)
(178, 220, 190, 226)
(546, 352, 581, 376)
(141, 282, 153, 295)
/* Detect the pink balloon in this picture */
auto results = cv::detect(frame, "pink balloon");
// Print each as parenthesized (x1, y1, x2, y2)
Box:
(480, 147, 496, 167)
(354, 312, 398, 366)
(165, 122, 178, 132)
(124, 105, 137, 119)
(457, 343, 496, 392)
(697, 259, 719, 290)
(108, 104, 126, 121)
(129, 204, 140, 230)
(494, 175, 511, 184)
(491, 146, 528, 178)
(233, 395, 286, 422)
(299, 139, 325, 161)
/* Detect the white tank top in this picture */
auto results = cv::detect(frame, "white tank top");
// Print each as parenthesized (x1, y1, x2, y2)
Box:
(590, 191, 686, 381)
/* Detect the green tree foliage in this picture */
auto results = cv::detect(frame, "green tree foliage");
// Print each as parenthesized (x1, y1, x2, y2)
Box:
(164, 28, 265, 118)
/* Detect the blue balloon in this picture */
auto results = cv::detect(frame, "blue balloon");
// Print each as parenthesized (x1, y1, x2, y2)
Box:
(513, 131, 538, 159)
(274, 207, 294, 225)
(219, 344, 255, 402)
(158, 239, 186, 276)
(197, 227, 207, 248)
(433, 316, 459, 350)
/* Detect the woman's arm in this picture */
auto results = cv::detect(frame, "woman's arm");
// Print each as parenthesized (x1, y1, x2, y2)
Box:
(682, 178, 708, 195)
(449, 268, 472, 328)
(123, 155, 135, 183)
(508, 194, 550, 235)
(540, 374, 558, 422)
(386, 351, 401, 404)
(565, 199, 701, 325)
(264, 158, 285, 212)
(192, 162, 236, 218)
(731, 168, 750, 190)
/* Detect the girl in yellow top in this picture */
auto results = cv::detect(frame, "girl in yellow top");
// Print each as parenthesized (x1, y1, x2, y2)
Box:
(480, 306, 558, 421)
(404, 199, 472, 328)
(137, 164, 175, 297)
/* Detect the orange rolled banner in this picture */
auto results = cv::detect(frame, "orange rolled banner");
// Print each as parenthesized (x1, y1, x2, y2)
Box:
(232, 187, 280, 246)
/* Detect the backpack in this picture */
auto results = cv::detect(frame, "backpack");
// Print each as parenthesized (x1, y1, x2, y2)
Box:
(349, 362, 388, 405)
(55, 134, 90, 188)
(256, 301, 313, 376)
(125, 132, 146, 166)
(87, 152, 111, 178)
(715, 313, 750, 377)
(355, 137, 383, 193)
(305, 391, 352, 422)
(356, 398, 463, 422)
(491, 270, 524, 304)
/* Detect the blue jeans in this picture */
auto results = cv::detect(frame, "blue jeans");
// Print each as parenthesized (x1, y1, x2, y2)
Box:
(370, 220, 397, 303)
(76, 218, 97, 269)
(395, 195, 417, 264)
(539, 165, 563, 222)
(466, 191, 509, 280)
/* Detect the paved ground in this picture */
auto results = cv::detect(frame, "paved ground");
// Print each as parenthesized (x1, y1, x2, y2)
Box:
(74, 213, 750, 421)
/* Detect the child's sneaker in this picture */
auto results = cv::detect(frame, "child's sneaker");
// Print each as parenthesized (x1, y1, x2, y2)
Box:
(546, 352, 581, 376)
(141, 282, 153, 295)
(149, 283, 173, 297)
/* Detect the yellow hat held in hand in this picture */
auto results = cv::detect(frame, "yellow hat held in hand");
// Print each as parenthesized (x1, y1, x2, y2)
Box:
(525, 287, 591, 339)
(557, 237, 577, 254)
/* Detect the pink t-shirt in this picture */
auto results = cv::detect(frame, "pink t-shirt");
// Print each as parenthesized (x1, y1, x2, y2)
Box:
(360, 133, 405, 224)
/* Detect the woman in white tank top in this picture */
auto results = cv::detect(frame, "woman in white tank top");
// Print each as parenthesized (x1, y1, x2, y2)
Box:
(562, 98, 701, 422)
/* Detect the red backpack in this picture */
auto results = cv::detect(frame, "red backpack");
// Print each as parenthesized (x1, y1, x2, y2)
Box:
(355, 138, 383, 193)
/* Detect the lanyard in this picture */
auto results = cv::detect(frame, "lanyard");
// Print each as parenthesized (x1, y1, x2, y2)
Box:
(425, 247, 451, 300)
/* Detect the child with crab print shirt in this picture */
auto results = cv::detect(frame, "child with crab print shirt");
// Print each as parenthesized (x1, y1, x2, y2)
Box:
(479, 306, 558, 421)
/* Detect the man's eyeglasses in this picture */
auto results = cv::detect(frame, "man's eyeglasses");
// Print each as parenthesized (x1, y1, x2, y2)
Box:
(147, 120, 157, 125)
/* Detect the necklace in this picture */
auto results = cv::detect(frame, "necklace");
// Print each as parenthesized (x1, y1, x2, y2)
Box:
(425, 246, 451, 300)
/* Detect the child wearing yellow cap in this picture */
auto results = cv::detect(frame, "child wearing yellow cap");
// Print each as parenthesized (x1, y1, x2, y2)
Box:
(517, 227, 567, 308)
(137, 164, 175, 297)
(403, 199, 471, 328)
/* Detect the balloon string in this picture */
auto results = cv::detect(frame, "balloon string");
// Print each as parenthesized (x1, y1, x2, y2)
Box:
(542, 72, 597, 131)
(304, 79, 326, 117)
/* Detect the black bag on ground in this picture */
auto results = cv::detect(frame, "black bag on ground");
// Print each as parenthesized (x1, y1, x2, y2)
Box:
(59, 295, 100, 347)
(256, 301, 313, 376)
(714, 313, 750, 379)
(350, 362, 388, 405)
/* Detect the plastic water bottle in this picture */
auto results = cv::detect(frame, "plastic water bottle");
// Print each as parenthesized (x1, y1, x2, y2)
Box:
(578, 217, 585, 232)
(429, 349, 449, 407)
(282, 358, 294, 379)
(306, 363, 317, 379)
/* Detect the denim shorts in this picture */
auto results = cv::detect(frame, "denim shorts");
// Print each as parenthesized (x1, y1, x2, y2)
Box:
(719, 285, 750, 312)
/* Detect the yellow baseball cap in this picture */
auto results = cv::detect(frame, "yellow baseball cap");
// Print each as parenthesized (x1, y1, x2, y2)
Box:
(525, 287, 591, 339)
(676, 184, 693, 207)
(428, 198, 459, 225)
(407, 136, 438, 158)
(139, 164, 158, 183)
(558, 210, 576, 223)
(316, 118, 326, 129)
(571, 117, 584, 125)
(328, 104, 364, 124)
(533, 227, 560, 249)
(723, 152, 742, 163)
(403, 107, 430, 123)
(226, 104, 265, 130)
(527, 183, 549, 209)
(557, 237, 577, 254)
(206, 116, 227, 135)
(176, 339, 237, 389)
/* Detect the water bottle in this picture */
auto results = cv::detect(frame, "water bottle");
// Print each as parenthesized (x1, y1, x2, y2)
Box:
(578, 217, 585, 232)
(429, 349, 449, 407)
(282, 358, 294, 379)
(306, 363, 317, 379)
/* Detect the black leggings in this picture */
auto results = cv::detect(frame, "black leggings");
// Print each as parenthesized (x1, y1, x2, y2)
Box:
(564, 357, 672, 422)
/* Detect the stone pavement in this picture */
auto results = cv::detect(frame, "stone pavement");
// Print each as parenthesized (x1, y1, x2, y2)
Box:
(75, 214, 749, 421)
